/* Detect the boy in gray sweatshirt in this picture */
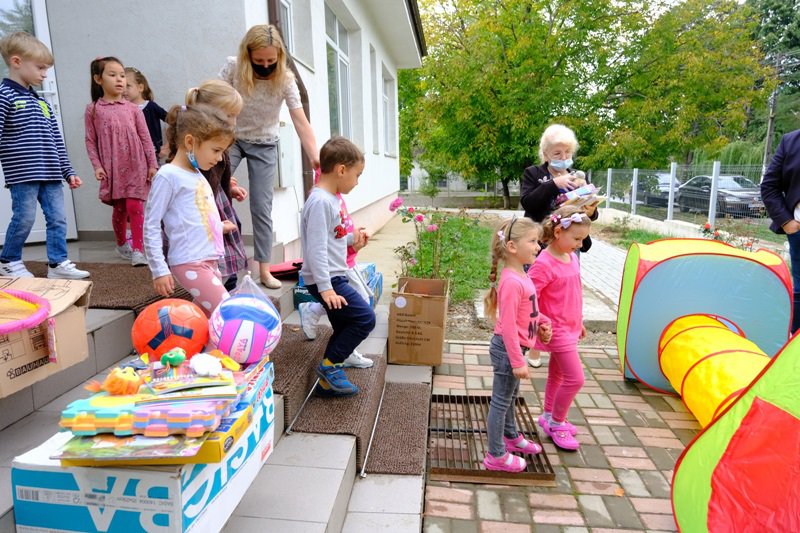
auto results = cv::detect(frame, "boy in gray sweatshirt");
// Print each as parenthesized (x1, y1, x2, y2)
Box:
(300, 137, 376, 396)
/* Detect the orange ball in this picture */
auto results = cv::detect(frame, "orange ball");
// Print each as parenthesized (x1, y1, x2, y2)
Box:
(131, 299, 209, 358)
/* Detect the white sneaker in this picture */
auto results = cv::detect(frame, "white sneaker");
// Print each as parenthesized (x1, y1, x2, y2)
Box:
(298, 301, 323, 340)
(47, 260, 89, 279)
(131, 250, 147, 267)
(0, 260, 34, 278)
(343, 349, 374, 368)
(527, 356, 542, 368)
(116, 243, 133, 260)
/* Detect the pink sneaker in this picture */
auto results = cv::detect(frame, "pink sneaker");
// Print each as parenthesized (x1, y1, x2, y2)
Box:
(483, 452, 526, 473)
(547, 423, 581, 451)
(504, 434, 542, 455)
(538, 414, 578, 436)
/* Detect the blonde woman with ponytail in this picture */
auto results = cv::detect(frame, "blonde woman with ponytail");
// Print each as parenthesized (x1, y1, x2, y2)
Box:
(482, 216, 552, 473)
(219, 24, 319, 289)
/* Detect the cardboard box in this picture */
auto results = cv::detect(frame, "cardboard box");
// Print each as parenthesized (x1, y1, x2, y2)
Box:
(0, 277, 92, 398)
(388, 277, 449, 366)
(12, 380, 276, 532)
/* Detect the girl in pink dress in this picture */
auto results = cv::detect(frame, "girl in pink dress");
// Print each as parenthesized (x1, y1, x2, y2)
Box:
(483, 216, 552, 472)
(85, 56, 158, 267)
(529, 205, 591, 451)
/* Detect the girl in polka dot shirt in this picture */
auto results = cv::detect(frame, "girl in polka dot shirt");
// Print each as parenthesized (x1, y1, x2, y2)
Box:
(143, 104, 235, 317)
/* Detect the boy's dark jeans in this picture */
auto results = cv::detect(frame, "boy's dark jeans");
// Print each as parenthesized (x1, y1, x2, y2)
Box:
(307, 276, 376, 364)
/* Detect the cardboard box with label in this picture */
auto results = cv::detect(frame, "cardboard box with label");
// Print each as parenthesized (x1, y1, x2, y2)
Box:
(388, 277, 449, 366)
(12, 376, 276, 532)
(0, 277, 92, 398)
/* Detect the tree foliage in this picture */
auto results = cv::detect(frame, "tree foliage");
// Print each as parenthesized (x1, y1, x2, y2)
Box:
(401, 0, 777, 186)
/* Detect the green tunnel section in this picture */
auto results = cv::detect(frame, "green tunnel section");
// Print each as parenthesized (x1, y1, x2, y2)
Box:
(672, 334, 800, 530)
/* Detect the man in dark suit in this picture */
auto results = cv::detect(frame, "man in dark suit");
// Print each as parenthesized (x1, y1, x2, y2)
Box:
(761, 128, 800, 332)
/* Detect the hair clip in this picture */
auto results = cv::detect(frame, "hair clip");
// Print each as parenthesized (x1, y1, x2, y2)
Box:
(180, 105, 187, 111)
(550, 213, 561, 223)
(497, 230, 505, 241)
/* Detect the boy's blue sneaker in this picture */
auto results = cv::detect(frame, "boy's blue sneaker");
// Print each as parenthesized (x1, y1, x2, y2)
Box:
(314, 379, 358, 398)
(316, 363, 359, 395)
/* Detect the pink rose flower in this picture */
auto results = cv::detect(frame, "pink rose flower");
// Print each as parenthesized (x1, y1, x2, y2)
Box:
(409, 258, 418, 265)
(389, 197, 404, 212)
(414, 214, 424, 222)
(426, 224, 439, 232)
(407, 207, 415, 213)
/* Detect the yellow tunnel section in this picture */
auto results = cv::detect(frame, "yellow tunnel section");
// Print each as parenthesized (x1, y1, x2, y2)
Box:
(658, 315, 771, 427)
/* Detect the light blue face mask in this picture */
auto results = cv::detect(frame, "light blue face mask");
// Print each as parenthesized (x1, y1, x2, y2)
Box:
(549, 158, 573, 170)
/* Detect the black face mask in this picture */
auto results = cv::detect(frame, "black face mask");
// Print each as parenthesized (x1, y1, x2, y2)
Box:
(251, 62, 277, 78)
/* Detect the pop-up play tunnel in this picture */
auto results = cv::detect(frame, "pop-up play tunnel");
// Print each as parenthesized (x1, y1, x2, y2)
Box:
(615, 238, 800, 530)
(617, 239, 791, 393)
(659, 314, 770, 427)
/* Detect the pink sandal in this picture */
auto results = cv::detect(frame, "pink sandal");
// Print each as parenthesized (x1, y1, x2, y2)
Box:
(504, 434, 542, 455)
(538, 414, 578, 436)
(547, 423, 581, 451)
(483, 452, 526, 472)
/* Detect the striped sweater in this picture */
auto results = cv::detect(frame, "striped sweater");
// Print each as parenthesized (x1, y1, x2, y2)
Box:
(0, 78, 75, 186)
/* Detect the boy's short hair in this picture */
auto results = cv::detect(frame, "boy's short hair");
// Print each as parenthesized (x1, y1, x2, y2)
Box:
(319, 136, 365, 173)
(0, 32, 53, 67)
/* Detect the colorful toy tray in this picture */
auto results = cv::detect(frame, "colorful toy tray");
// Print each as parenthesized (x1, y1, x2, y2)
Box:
(59, 392, 234, 438)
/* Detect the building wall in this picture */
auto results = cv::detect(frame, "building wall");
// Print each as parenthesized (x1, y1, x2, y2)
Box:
(46, 0, 404, 258)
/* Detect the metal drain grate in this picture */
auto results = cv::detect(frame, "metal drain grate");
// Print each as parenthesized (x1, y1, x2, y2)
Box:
(428, 394, 556, 486)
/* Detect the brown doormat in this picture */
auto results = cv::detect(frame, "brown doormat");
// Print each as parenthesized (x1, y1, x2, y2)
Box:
(25, 261, 191, 313)
(428, 394, 556, 486)
(364, 382, 430, 476)
(289, 356, 388, 471)
(269, 326, 334, 425)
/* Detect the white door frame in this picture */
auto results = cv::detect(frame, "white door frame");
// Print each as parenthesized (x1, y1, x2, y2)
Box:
(0, 0, 79, 246)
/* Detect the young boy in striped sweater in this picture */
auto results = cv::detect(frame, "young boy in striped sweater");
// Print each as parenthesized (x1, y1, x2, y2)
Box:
(0, 32, 88, 279)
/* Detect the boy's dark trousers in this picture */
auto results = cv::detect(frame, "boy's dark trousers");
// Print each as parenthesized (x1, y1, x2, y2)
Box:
(306, 276, 376, 364)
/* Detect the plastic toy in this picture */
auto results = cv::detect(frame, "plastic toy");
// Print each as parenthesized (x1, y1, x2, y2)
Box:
(208, 294, 282, 364)
(161, 347, 187, 369)
(60, 393, 232, 437)
(616, 238, 799, 530)
(85, 367, 144, 396)
(0, 288, 50, 335)
(131, 299, 209, 358)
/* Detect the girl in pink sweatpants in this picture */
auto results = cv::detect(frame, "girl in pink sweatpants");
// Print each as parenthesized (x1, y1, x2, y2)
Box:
(529, 205, 591, 451)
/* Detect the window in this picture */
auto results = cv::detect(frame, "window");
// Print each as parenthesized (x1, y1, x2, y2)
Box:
(370, 46, 379, 153)
(325, 4, 351, 138)
(382, 68, 396, 155)
(279, 0, 294, 55)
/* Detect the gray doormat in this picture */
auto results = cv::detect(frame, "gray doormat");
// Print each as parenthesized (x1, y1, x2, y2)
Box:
(428, 394, 556, 486)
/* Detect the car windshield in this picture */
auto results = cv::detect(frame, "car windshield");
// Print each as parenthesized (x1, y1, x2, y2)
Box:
(718, 176, 757, 189)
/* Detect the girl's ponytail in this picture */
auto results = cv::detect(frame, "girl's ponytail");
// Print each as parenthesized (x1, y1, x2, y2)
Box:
(185, 87, 200, 106)
(483, 220, 508, 322)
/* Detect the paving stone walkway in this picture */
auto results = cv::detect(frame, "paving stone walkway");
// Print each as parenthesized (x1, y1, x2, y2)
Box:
(423, 342, 700, 532)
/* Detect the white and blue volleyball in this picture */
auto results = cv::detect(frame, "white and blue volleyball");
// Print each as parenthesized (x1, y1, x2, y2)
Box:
(208, 295, 282, 364)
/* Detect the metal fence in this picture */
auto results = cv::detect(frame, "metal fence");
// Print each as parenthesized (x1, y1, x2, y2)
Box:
(587, 162, 779, 246)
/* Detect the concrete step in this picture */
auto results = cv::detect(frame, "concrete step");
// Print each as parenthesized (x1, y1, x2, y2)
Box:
(225, 433, 357, 532)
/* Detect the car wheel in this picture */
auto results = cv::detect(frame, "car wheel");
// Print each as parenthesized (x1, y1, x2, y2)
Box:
(679, 200, 689, 213)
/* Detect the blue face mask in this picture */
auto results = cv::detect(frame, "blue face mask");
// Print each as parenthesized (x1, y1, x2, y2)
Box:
(549, 158, 573, 171)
